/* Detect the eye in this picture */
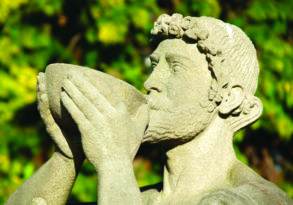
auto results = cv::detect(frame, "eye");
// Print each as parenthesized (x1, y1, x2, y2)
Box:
(149, 55, 159, 69)
(171, 62, 181, 72)
(151, 61, 158, 69)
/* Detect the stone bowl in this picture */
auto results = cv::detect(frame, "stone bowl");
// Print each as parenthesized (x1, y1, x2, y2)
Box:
(45, 63, 147, 132)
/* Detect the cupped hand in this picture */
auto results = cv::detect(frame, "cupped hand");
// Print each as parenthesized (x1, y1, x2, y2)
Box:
(37, 72, 84, 161)
(60, 74, 149, 169)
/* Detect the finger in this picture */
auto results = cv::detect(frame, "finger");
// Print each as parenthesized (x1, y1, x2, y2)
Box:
(37, 92, 73, 158)
(69, 74, 116, 116)
(37, 72, 46, 94)
(133, 104, 149, 136)
(46, 121, 73, 158)
(63, 79, 105, 123)
(61, 91, 95, 136)
(37, 73, 49, 115)
(36, 73, 51, 126)
(38, 94, 52, 125)
(36, 74, 51, 127)
(37, 73, 73, 158)
(37, 73, 46, 106)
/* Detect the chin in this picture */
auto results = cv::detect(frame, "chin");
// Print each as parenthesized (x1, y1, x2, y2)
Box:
(142, 107, 212, 144)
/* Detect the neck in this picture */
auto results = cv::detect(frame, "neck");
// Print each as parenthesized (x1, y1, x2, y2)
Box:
(162, 116, 236, 199)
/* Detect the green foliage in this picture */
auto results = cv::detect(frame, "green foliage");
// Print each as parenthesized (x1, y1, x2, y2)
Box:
(0, 0, 292, 203)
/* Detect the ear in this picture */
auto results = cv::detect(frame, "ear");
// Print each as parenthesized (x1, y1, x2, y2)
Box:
(218, 86, 244, 115)
(229, 96, 263, 132)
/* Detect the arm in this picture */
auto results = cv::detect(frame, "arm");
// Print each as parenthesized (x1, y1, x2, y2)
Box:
(61, 74, 149, 205)
(6, 73, 84, 205)
(97, 155, 142, 204)
(6, 152, 81, 205)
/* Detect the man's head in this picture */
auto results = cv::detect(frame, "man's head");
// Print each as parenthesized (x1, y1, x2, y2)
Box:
(143, 14, 263, 144)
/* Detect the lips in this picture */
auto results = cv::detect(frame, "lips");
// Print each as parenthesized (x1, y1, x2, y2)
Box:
(146, 95, 160, 110)
(146, 93, 173, 112)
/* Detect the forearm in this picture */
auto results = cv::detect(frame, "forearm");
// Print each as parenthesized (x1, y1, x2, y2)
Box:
(6, 152, 82, 205)
(96, 156, 142, 205)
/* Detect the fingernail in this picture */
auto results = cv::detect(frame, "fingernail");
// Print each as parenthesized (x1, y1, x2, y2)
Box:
(40, 94, 47, 102)
(67, 73, 74, 80)
(38, 72, 44, 79)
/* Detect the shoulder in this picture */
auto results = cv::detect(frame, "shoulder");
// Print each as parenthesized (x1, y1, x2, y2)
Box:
(140, 182, 162, 205)
(226, 160, 290, 204)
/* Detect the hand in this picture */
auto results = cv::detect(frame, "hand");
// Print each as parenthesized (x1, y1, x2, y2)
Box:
(37, 72, 84, 161)
(198, 189, 254, 205)
(60, 74, 149, 168)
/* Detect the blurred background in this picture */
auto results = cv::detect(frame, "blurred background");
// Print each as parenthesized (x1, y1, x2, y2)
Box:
(0, 0, 292, 203)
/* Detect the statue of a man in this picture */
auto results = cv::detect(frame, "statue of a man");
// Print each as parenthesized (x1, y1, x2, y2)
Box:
(7, 14, 290, 205)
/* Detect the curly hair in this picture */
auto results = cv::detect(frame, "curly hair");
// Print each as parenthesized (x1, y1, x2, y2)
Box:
(151, 13, 260, 115)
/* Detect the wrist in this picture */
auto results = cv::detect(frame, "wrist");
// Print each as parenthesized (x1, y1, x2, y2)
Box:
(54, 151, 84, 171)
(94, 154, 132, 173)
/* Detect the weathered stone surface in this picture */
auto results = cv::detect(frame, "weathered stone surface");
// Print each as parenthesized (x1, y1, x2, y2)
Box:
(45, 63, 146, 124)
(6, 13, 290, 205)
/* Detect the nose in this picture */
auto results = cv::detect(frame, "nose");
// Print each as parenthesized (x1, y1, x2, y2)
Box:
(144, 69, 163, 94)
(144, 55, 170, 94)
(144, 60, 162, 94)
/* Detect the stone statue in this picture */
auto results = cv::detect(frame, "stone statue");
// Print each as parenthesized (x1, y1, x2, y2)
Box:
(6, 13, 290, 205)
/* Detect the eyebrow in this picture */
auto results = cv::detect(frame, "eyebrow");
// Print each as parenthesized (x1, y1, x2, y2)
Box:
(149, 54, 159, 62)
(165, 52, 191, 61)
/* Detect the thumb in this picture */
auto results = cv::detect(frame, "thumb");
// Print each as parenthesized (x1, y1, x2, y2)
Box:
(133, 104, 149, 136)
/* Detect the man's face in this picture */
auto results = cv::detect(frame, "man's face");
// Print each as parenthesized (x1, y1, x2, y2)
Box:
(143, 39, 214, 143)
